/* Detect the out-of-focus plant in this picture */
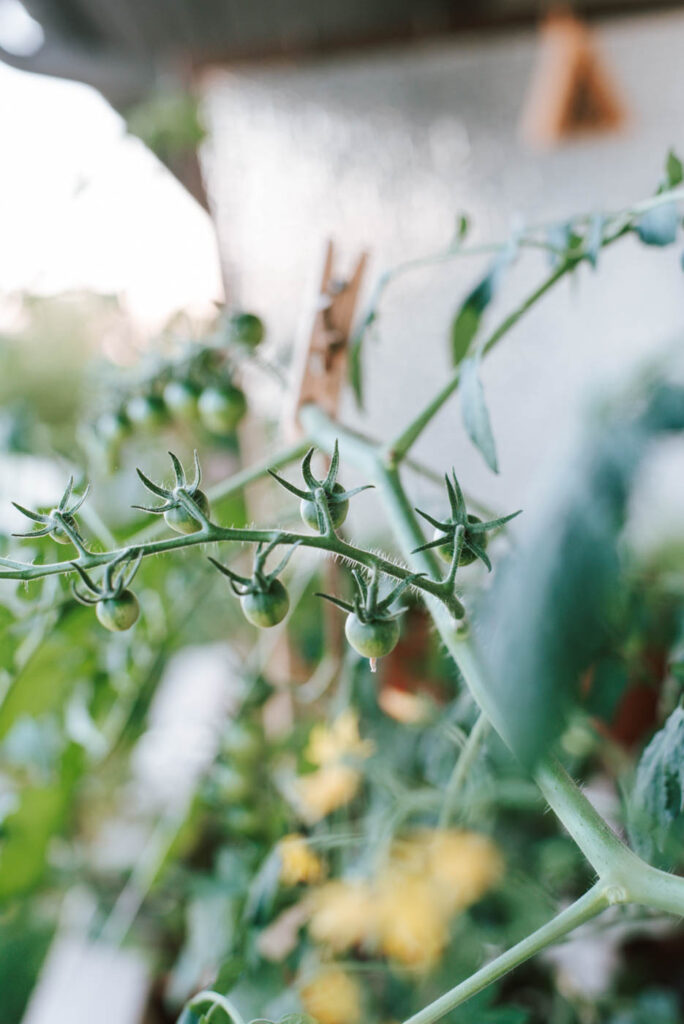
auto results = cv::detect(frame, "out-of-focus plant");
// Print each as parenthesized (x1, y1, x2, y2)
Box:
(1, 153, 684, 1024)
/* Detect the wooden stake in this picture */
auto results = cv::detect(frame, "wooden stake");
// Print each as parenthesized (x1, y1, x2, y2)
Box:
(520, 10, 627, 147)
(284, 240, 367, 440)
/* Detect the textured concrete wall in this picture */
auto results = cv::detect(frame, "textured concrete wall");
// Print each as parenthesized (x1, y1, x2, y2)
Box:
(201, 11, 684, 537)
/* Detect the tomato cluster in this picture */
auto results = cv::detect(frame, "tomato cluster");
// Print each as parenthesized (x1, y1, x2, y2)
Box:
(94, 310, 264, 453)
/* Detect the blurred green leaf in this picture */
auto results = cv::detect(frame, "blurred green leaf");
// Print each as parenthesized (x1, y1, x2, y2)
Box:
(460, 356, 499, 473)
(451, 272, 496, 367)
(664, 149, 683, 189)
(629, 705, 684, 864)
(478, 382, 684, 767)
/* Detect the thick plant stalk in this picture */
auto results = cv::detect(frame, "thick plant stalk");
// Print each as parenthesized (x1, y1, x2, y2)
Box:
(402, 883, 613, 1024)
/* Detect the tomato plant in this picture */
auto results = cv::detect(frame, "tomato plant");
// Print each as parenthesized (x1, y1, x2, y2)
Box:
(2, 157, 684, 1024)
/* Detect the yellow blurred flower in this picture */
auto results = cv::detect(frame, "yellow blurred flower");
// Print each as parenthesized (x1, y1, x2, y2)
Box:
(378, 685, 430, 724)
(300, 966, 362, 1024)
(308, 879, 377, 952)
(279, 834, 326, 886)
(306, 710, 374, 766)
(296, 764, 361, 823)
(417, 828, 503, 913)
(376, 872, 448, 970)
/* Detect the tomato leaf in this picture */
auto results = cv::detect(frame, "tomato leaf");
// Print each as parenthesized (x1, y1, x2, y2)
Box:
(460, 356, 499, 473)
(478, 382, 684, 768)
(665, 148, 683, 188)
(585, 214, 605, 269)
(451, 272, 496, 367)
(628, 706, 684, 865)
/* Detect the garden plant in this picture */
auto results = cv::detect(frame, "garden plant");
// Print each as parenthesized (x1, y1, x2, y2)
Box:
(2, 153, 684, 1024)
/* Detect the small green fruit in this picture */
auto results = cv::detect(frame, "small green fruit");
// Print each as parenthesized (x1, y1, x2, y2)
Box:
(230, 312, 265, 348)
(300, 482, 349, 532)
(344, 613, 400, 660)
(198, 385, 247, 434)
(96, 590, 140, 631)
(126, 394, 168, 430)
(163, 380, 200, 420)
(240, 579, 289, 628)
(164, 490, 211, 534)
(433, 514, 485, 566)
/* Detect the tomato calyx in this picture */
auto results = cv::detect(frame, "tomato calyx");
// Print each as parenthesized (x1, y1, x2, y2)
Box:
(70, 548, 142, 631)
(317, 565, 424, 670)
(11, 475, 90, 549)
(268, 440, 373, 534)
(412, 469, 522, 572)
(133, 450, 212, 534)
(208, 535, 299, 628)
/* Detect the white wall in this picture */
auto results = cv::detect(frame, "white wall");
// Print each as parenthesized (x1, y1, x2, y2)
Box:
(201, 11, 684, 524)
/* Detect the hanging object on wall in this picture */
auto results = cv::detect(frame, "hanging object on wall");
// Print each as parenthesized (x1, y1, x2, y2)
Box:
(520, 9, 627, 146)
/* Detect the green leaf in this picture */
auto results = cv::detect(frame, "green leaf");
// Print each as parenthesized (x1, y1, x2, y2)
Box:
(478, 382, 684, 768)
(546, 222, 583, 268)
(665, 149, 683, 188)
(629, 706, 684, 864)
(585, 214, 605, 269)
(349, 310, 375, 408)
(635, 202, 679, 246)
(460, 356, 499, 473)
(453, 213, 470, 244)
(451, 273, 496, 366)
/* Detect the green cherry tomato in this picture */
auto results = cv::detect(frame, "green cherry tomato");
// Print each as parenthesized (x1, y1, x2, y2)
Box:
(433, 514, 486, 566)
(214, 764, 252, 803)
(198, 385, 247, 435)
(240, 579, 289, 628)
(97, 410, 130, 445)
(345, 613, 400, 660)
(126, 394, 168, 430)
(230, 311, 265, 348)
(300, 482, 349, 532)
(49, 512, 77, 545)
(164, 489, 211, 535)
(95, 590, 140, 631)
(222, 720, 262, 766)
(163, 380, 200, 420)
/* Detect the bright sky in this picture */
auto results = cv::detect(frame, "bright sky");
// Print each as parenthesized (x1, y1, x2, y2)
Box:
(0, 58, 224, 329)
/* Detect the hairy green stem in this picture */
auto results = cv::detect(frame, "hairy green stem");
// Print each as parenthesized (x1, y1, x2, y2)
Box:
(383, 223, 631, 465)
(128, 439, 310, 543)
(1, 515, 463, 616)
(302, 403, 684, 1024)
(401, 884, 613, 1024)
(383, 262, 570, 464)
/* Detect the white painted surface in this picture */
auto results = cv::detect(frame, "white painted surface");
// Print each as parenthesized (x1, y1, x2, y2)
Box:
(202, 11, 684, 523)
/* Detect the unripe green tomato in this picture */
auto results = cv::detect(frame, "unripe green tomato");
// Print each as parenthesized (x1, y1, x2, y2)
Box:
(225, 805, 262, 838)
(163, 489, 211, 535)
(96, 590, 140, 631)
(214, 763, 252, 803)
(126, 394, 168, 430)
(300, 482, 349, 532)
(433, 514, 486, 566)
(344, 613, 400, 660)
(49, 512, 77, 545)
(198, 385, 247, 434)
(230, 311, 265, 348)
(240, 579, 289, 628)
(97, 410, 130, 445)
(163, 380, 199, 420)
(222, 720, 262, 766)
